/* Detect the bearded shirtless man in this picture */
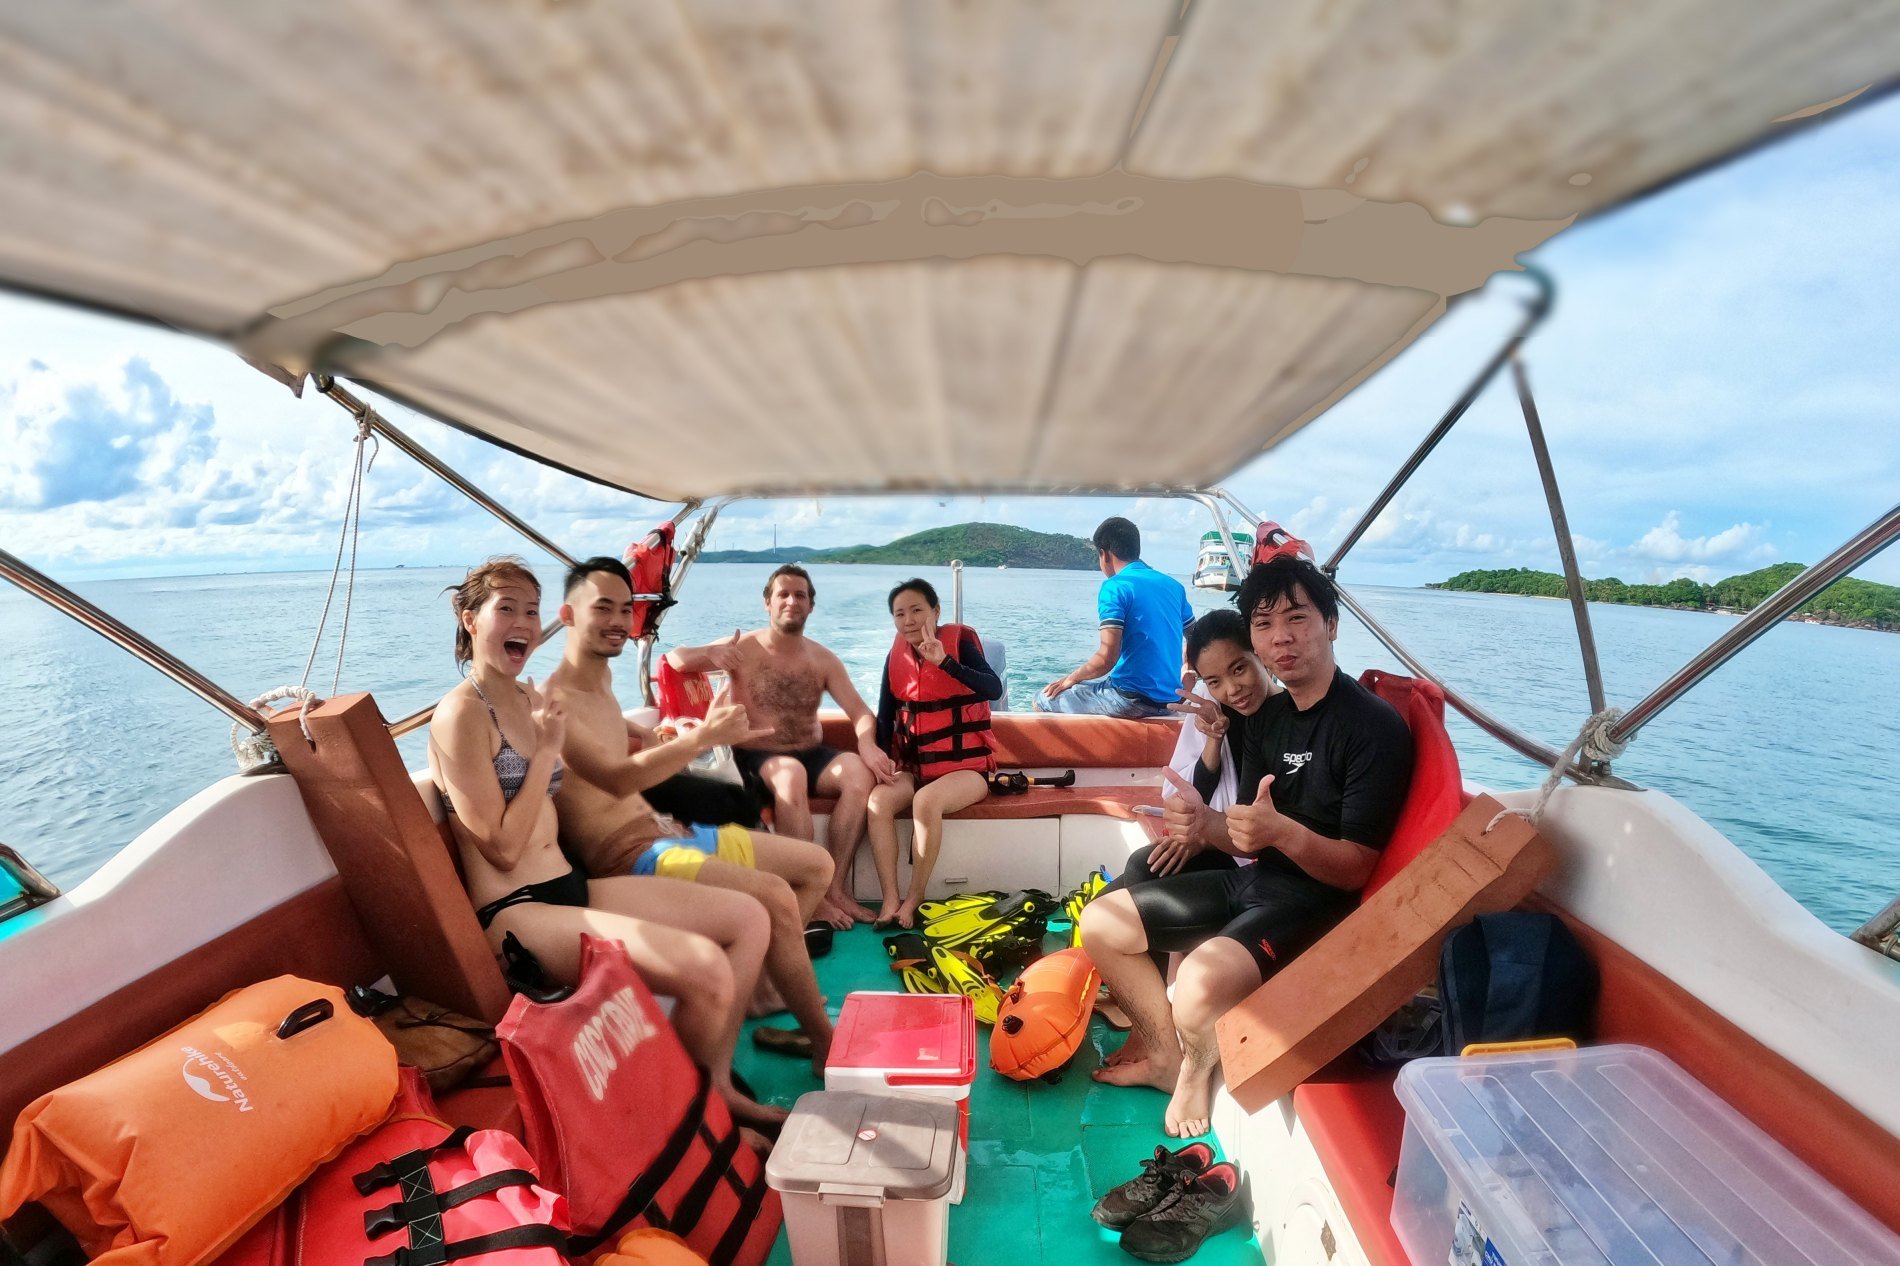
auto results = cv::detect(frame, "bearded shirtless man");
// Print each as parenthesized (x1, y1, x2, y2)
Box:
(667, 564, 894, 929)
(549, 557, 836, 1074)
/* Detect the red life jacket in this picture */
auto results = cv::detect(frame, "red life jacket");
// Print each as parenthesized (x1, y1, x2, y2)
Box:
(622, 523, 677, 641)
(496, 937, 778, 1266)
(886, 625, 996, 781)
(210, 1069, 567, 1266)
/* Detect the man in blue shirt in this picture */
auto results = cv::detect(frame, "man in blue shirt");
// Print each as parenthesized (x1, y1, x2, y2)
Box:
(1037, 516, 1194, 718)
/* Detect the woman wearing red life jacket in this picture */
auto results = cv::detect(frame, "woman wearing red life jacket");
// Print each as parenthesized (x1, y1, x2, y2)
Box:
(867, 578, 1005, 929)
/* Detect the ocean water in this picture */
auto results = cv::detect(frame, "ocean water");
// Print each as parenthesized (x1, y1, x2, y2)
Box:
(3, 563, 1896, 936)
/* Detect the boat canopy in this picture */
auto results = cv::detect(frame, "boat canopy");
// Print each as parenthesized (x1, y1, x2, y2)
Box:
(1, 4, 1895, 501)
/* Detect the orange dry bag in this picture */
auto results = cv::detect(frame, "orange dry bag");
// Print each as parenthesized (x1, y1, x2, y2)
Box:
(0, 977, 399, 1266)
(596, 1229, 709, 1266)
(988, 948, 1101, 1082)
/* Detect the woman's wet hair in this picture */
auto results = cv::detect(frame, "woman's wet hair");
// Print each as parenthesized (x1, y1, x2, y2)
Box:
(1235, 556, 1339, 626)
(888, 577, 940, 612)
(447, 556, 540, 665)
(1186, 608, 1250, 664)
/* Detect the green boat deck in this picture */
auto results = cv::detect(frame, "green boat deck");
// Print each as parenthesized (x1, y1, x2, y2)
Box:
(735, 925, 1261, 1266)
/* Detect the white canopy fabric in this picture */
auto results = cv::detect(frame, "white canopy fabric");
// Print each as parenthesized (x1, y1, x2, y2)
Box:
(2, 2, 1895, 500)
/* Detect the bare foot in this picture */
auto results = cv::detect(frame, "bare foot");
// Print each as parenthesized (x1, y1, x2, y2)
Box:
(1165, 1061, 1217, 1138)
(874, 900, 902, 928)
(748, 978, 787, 1018)
(817, 897, 855, 931)
(719, 1085, 791, 1133)
(740, 1127, 774, 1154)
(842, 898, 878, 925)
(1091, 1053, 1180, 1092)
(894, 898, 920, 930)
(1104, 1028, 1150, 1068)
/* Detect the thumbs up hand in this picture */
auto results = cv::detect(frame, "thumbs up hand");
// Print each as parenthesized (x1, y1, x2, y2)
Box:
(1159, 766, 1216, 846)
(1224, 775, 1283, 855)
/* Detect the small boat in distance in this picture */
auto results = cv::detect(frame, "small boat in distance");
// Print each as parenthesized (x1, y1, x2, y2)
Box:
(1193, 529, 1254, 591)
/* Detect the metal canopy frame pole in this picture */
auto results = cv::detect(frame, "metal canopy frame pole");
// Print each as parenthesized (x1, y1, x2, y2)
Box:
(636, 496, 730, 705)
(0, 547, 269, 731)
(1607, 500, 1900, 747)
(1333, 582, 1627, 787)
(1513, 356, 1608, 721)
(314, 376, 579, 570)
(1188, 491, 1249, 588)
(1324, 267, 1555, 575)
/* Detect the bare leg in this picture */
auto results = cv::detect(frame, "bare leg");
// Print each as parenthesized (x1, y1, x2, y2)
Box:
(490, 877, 783, 1127)
(901, 770, 987, 925)
(698, 851, 835, 1076)
(814, 753, 876, 925)
(867, 775, 917, 926)
(760, 756, 813, 840)
(1165, 939, 1261, 1138)
(1079, 892, 1181, 1094)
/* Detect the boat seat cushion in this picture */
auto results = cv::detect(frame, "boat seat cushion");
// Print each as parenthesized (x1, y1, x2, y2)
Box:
(819, 710, 1179, 771)
(1357, 670, 1467, 900)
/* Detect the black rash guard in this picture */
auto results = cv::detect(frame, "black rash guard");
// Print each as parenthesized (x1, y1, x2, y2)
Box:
(1227, 668, 1414, 893)
(1130, 667, 1414, 978)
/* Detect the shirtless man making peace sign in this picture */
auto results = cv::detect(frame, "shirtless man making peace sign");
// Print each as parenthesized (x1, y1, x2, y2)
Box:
(667, 564, 896, 929)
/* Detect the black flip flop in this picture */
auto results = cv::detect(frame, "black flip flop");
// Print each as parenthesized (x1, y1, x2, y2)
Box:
(751, 1025, 814, 1058)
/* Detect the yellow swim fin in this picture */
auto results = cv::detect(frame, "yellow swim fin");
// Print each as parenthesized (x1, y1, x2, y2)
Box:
(928, 944, 1005, 1026)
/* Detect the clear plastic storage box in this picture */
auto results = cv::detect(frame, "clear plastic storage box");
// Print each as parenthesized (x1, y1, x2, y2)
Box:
(1392, 1044, 1900, 1265)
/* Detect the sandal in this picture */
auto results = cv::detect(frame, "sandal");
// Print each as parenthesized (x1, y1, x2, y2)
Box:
(750, 1026, 813, 1058)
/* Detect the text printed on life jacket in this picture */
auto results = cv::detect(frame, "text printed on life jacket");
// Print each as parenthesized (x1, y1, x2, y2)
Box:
(571, 987, 658, 1100)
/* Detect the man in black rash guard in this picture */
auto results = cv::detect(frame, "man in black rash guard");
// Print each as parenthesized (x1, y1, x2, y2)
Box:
(1080, 556, 1412, 1138)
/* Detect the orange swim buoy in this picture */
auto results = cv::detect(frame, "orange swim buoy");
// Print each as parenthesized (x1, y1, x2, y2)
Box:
(988, 947, 1100, 1082)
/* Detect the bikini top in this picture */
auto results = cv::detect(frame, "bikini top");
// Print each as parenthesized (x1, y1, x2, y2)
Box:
(440, 679, 563, 814)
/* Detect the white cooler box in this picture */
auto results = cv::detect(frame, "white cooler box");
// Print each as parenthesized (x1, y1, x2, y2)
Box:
(765, 1090, 961, 1266)
(1392, 1044, 1900, 1266)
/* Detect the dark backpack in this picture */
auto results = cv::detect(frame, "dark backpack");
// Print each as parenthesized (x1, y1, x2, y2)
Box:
(1362, 911, 1598, 1064)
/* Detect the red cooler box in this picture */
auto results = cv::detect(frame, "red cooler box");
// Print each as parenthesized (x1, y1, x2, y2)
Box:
(825, 993, 975, 1204)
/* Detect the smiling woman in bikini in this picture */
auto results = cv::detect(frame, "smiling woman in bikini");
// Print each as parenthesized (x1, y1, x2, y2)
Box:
(427, 556, 786, 1129)
(866, 578, 1005, 929)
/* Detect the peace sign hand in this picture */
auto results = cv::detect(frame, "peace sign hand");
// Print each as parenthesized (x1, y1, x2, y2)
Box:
(1167, 689, 1227, 738)
(917, 615, 947, 666)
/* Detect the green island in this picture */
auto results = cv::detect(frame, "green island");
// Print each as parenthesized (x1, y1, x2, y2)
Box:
(700, 521, 1097, 570)
(1431, 562, 1900, 632)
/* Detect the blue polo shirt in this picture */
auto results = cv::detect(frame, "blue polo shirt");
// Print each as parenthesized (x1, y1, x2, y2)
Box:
(1099, 559, 1194, 704)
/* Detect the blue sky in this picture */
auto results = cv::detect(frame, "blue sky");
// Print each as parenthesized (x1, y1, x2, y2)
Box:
(1, 93, 1895, 589)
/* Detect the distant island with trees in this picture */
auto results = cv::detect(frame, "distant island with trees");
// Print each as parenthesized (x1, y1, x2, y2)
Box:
(1431, 562, 1899, 632)
(702, 522, 1097, 570)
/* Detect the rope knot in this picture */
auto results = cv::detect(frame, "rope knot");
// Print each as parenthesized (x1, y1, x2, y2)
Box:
(1578, 708, 1627, 766)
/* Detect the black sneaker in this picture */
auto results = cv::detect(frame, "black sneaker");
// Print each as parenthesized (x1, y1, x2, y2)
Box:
(1118, 1161, 1248, 1262)
(1090, 1142, 1215, 1230)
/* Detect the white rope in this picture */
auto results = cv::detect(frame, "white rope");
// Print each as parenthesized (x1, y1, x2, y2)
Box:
(231, 419, 379, 770)
(229, 685, 322, 770)
(1484, 707, 1627, 834)
(296, 419, 379, 700)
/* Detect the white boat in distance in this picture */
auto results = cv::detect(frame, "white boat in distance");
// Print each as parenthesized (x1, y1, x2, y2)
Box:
(2, 6, 1899, 1266)
(1193, 531, 1255, 592)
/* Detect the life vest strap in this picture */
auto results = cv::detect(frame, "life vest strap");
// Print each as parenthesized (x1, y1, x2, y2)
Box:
(353, 1127, 477, 1196)
(366, 1224, 570, 1266)
(708, 1165, 774, 1266)
(567, 1066, 715, 1254)
(364, 1169, 539, 1239)
(901, 693, 984, 713)
(669, 1120, 744, 1236)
